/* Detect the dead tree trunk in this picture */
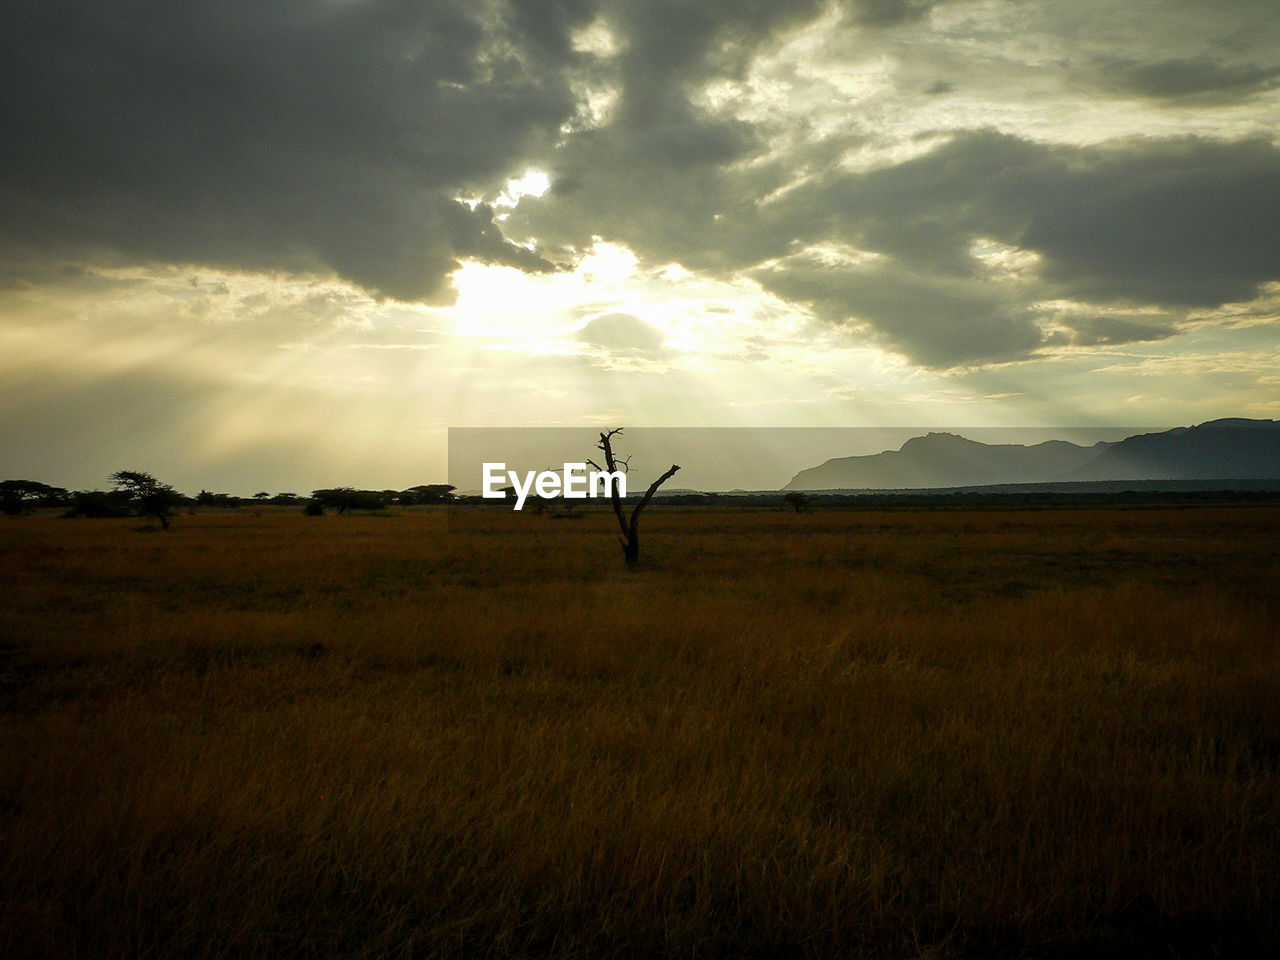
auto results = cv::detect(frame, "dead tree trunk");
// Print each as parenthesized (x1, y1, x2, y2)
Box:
(589, 428, 679, 568)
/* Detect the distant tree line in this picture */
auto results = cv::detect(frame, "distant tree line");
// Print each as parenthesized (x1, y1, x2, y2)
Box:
(2, 480, 70, 515)
(307, 484, 455, 514)
(3, 473, 458, 525)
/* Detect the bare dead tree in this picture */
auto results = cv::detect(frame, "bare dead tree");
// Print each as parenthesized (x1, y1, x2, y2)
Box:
(587, 428, 680, 568)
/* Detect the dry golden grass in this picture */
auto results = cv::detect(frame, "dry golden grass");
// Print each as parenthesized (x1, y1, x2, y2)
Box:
(2, 504, 1279, 958)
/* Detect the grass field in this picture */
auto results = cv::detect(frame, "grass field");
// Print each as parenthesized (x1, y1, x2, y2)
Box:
(2, 504, 1279, 958)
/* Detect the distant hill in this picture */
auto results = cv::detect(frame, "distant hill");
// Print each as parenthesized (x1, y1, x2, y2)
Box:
(785, 433, 1112, 490)
(784, 419, 1280, 491)
(1066, 419, 1280, 481)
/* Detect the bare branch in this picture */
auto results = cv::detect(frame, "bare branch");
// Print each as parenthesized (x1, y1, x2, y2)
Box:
(627, 463, 680, 535)
(592, 426, 681, 567)
(588, 453, 627, 473)
(597, 430, 630, 541)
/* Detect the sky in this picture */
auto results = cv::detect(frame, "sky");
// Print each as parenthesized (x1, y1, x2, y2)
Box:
(3, 0, 1279, 494)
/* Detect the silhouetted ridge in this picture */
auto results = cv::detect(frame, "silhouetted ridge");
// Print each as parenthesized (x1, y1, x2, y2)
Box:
(1068, 418, 1280, 481)
(785, 419, 1280, 490)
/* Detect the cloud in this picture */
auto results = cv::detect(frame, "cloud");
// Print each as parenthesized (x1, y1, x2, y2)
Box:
(795, 131, 1280, 313)
(756, 254, 1041, 367)
(1009, 136, 1280, 307)
(6, 0, 1280, 374)
(0, 0, 586, 301)
(525, 123, 1280, 366)
(813, 132, 1280, 361)
(850, 0, 946, 28)
(1097, 57, 1280, 100)
(1058, 315, 1179, 347)
(577, 312, 665, 353)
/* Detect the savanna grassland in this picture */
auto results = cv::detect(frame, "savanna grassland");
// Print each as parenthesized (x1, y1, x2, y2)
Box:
(2, 504, 1279, 959)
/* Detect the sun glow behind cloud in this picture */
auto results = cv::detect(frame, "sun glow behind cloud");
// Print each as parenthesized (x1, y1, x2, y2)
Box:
(0, 247, 992, 488)
(3, 235, 1277, 493)
(494, 170, 552, 213)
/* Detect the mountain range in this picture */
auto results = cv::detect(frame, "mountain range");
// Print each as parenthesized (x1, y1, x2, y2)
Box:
(784, 419, 1280, 491)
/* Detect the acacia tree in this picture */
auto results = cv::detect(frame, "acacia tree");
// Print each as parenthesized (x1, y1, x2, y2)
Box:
(400, 484, 455, 505)
(110, 470, 183, 529)
(587, 428, 680, 568)
(310, 487, 387, 514)
(2, 479, 68, 515)
(784, 490, 810, 513)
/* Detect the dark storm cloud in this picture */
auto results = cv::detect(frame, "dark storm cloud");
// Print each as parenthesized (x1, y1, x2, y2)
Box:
(6, 0, 1280, 371)
(503, 1, 1280, 368)
(584, 0, 830, 180)
(1013, 138, 1280, 306)
(876, 132, 1278, 357)
(850, 0, 944, 28)
(0, 0, 593, 300)
(561, 0, 955, 178)
(786, 132, 1280, 307)
(524, 125, 1280, 366)
(756, 256, 1043, 367)
(830, 133, 1280, 360)
(0, 0, 849, 300)
(1098, 57, 1280, 100)
(1057, 315, 1178, 347)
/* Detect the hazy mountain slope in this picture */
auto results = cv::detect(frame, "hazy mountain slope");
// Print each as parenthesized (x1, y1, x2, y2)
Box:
(1066, 418, 1280, 481)
(785, 433, 1110, 490)
(784, 419, 1280, 490)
